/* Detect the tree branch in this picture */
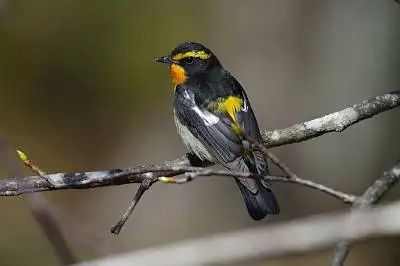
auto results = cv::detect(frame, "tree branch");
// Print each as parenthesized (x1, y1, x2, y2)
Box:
(0, 91, 398, 235)
(331, 160, 400, 266)
(0, 163, 357, 202)
(262, 90, 400, 148)
(73, 199, 400, 266)
(0, 91, 397, 196)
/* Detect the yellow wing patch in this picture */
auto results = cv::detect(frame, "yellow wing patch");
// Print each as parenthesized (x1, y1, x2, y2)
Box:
(208, 96, 243, 123)
(172, 50, 211, 61)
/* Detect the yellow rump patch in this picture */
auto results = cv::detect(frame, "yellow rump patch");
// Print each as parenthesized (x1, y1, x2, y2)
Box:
(172, 50, 211, 61)
(208, 96, 243, 123)
(170, 63, 187, 87)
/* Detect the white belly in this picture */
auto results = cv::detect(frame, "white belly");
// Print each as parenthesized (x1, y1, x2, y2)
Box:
(173, 111, 215, 162)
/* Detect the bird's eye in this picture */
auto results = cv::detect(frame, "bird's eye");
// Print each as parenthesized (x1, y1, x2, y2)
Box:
(185, 56, 194, 64)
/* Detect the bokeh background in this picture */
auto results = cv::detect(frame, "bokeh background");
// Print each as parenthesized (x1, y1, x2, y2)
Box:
(0, 0, 399, 265)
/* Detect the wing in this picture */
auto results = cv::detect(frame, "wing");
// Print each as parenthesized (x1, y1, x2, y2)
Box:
(174, 85, 242, 164)
(231, 77, 268, 176)
(174, 77, 267, 176)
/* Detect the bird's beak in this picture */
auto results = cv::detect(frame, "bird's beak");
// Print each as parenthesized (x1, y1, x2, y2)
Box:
(155, 55, 176, 64)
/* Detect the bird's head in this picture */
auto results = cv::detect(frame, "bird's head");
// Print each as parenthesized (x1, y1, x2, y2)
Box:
(155, 42, 221, 86)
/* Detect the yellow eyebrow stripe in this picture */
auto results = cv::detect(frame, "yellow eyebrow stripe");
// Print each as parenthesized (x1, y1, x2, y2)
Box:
(172, 50, 211, 60)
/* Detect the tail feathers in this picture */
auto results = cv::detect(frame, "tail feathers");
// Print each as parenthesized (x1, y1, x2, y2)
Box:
(226, 151, 279, 220)
(235, 178, 280, 220)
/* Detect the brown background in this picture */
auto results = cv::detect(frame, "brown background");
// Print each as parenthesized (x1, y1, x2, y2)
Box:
(0, 0, 399, 265)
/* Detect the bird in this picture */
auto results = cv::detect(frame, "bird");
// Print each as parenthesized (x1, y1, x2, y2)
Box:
(155, 42, 279, 220)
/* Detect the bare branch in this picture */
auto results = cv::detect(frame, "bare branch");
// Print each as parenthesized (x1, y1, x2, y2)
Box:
(73, 199, 400, 266)
(0, 91, 397, 235)
(0, 137, 76, 265)
(331, 160, 400, 266)
(169, 170, 357, 203)
(1, 91, 398, 196)
(262, 91, 400, 148)
(106, 152, 356, 234)
(0, 164, 357, 203)
(2, 151, 357, 234)
(111, 178, 157, 235)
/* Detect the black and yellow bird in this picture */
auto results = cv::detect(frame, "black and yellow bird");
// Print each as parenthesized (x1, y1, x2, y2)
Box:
(155, 42, 279, 220)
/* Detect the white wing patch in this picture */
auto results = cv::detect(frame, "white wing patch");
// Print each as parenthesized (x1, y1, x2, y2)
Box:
(183, 88, 219, 126)
(191, 106, 220, 126)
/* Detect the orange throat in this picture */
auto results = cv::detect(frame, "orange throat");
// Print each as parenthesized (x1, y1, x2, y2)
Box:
(169, 63, 187, 86)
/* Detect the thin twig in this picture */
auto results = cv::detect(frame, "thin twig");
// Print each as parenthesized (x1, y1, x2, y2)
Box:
(111, 177, 157, 235)
(245, 135, 297, 177)
(331, 160, 400, 266)
(162, 169, 357, 204)
(17, 150, 55, 187)
(244, 135, 356, 203)
(0, 137, 76, 265)
(110, 154, 207, 235)
(17, 150, 107, 250)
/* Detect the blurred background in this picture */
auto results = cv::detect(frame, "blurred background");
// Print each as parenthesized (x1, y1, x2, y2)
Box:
(0, 0, 399, 265)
